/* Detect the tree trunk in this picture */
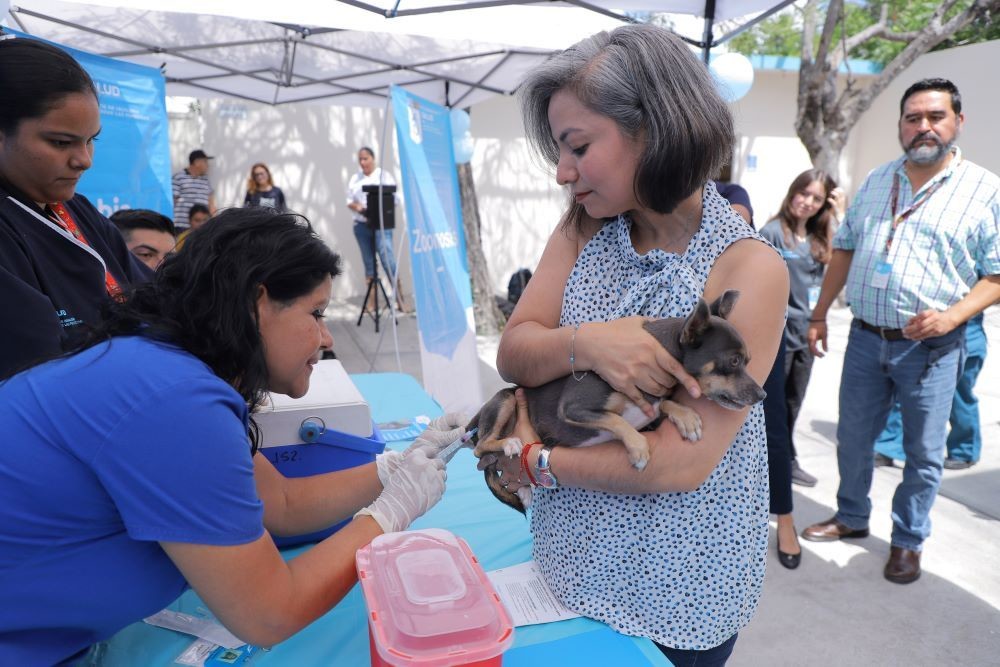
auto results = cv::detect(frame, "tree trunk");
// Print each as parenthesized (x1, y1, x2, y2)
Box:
(457, 162, 505, 336)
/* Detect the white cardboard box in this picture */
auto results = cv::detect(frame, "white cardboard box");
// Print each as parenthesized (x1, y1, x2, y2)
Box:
(256, 359, 372, 447)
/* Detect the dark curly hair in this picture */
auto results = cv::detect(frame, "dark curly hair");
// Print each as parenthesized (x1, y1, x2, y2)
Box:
(87, 207, 340, 451)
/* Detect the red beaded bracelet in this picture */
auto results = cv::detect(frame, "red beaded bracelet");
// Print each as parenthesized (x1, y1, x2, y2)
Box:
(520, 441, 542, 487)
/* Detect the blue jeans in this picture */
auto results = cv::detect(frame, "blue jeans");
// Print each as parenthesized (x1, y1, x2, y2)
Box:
(352, 222, 398, 280)
(874, 314, 986, 463)
(655, 633, 738, 667)
(835, 320, 965, 551)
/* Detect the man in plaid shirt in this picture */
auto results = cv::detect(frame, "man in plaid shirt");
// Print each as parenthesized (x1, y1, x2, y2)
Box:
(801, 79, 1000, 584)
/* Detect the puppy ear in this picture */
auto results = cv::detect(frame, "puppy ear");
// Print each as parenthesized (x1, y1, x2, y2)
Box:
(709, 290, 740, 320)
(681, 299, 711, 345)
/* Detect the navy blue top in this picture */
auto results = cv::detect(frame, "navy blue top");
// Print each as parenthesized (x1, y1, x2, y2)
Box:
(0, 186, 150, 377)
(713, 181, 754, 227)
(243, 187, 287, 212)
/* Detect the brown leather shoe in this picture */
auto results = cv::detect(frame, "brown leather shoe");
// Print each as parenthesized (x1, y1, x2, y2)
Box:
(801, 516, 870, 542)
(884, 546, 921, 584)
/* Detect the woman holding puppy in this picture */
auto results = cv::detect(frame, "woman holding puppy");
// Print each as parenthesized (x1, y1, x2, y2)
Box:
(492, 25, 787, 665)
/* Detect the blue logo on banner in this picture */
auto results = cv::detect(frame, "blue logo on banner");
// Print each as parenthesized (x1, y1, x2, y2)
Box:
(391, 87, 473, 359)
(8, 30, 172, 217)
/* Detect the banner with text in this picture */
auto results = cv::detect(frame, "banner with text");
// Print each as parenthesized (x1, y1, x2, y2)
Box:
(390, 86, 482, 413)
(8, 30, 172, 217)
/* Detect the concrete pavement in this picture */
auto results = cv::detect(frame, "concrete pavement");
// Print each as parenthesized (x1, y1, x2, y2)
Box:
(326, 298, 1000, 667)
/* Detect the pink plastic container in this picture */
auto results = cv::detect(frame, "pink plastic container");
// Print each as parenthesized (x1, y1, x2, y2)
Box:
(356, 528, 514, 667)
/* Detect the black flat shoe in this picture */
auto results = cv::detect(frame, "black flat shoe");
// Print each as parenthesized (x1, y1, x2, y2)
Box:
(778, 548, 801, 570)
(777, 533, 802, 570)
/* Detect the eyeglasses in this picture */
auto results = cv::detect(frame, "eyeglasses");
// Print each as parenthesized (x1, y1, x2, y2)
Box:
(253, 171, 267, 177)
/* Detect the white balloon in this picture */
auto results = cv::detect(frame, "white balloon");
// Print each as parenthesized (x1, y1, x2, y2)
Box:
(709, 52, 754, 103)
(453, 131, 474, 164)
(450, 108, 471, 137)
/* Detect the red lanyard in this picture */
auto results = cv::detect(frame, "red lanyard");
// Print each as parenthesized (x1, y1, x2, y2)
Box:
(884, 169, 948, 255)
(49, 202, 123, 300)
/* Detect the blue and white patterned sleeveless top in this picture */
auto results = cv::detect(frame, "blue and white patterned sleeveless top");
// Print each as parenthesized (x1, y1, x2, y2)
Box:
(530, 182, 770, 650)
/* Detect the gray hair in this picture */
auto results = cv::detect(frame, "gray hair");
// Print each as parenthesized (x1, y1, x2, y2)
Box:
(518, 24, 733, 224)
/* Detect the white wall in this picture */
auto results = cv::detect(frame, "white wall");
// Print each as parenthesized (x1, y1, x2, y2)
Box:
(730, 68, 821, 225)
(467, 95, 567, 294)
(168, 100, 408, 302)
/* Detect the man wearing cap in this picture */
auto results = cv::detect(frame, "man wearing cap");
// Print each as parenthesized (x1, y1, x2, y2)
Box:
(172, 149, 216, 232)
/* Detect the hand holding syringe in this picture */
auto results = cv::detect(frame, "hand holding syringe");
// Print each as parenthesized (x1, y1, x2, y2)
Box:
(436, 428, 478, 463)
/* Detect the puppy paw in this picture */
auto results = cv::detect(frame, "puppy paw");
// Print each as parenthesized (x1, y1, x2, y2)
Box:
(502, 437, 523, 458)
(516, 485, 534, 509)
(473, 437, 507, 457)
(630, 453, 649, 470)
(664, 402, 702, 441)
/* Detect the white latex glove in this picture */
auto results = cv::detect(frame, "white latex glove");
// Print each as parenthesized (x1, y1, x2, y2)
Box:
(427, 412, 469, 431)
(374, 450, 403, 487)
(407, 412, 470, 458)
(373, 413, 469, 484)
(356, 449, 447, 533)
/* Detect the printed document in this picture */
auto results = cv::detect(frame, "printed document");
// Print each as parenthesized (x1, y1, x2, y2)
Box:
(486, 561, 581, 627)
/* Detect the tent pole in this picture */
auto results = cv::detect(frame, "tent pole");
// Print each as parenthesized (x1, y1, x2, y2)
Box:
(701, 0, 717, 63)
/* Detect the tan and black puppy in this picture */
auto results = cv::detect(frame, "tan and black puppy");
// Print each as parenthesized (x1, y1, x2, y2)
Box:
(467, 290, 766, 513)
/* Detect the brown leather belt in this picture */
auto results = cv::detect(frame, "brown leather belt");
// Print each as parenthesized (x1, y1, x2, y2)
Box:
(858, 319, 906, 341)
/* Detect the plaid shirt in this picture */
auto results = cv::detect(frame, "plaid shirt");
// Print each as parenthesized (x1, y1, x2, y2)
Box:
(834, 147, 1000, 329)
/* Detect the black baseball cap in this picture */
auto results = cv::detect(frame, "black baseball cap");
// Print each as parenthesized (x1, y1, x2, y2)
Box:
(189, 149, 214, 163)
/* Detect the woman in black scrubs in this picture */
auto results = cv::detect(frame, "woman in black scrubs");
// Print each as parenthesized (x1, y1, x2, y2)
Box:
(0, 37, 149, 378)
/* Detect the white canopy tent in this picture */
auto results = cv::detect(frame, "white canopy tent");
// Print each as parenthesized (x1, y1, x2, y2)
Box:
(5, 0, 794, 107)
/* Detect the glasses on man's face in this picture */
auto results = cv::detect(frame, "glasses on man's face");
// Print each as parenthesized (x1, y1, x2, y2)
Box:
(254, 171, 267, 178)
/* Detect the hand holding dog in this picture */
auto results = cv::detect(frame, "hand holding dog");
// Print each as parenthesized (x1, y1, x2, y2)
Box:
(476, 389, 538, 498)
(578, 318, 700, 417)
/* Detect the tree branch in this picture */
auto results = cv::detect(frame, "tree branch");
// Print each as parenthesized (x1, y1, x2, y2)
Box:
(801, 0, 818, 65)
(845, 0, 998, 129)
(814, 0, 844, 66)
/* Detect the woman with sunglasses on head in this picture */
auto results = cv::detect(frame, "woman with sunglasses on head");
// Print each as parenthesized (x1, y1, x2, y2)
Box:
(244, 162, 288, 212)
(0, 37, 150, 378)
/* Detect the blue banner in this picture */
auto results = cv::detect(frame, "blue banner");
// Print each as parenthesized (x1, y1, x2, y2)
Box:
(390, 86, 481, 412)
(8, 30, 172, 217)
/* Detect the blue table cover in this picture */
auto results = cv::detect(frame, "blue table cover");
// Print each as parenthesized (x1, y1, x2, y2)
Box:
(89, 373, 669, 666)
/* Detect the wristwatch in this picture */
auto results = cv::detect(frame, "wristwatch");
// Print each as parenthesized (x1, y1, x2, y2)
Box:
(534, 445, 559, 489)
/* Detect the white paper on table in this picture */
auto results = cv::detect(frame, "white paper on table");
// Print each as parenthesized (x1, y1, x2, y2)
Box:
(143, 609, 243, 649)
(486, 560, 581, 627)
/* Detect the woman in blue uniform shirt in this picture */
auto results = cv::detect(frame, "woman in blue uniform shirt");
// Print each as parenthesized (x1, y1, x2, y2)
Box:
(0, 36, 150, 379)
(0, 208, 456, 664)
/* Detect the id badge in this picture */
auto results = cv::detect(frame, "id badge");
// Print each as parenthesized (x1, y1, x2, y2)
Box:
(807, 285, 821, 311)
(872, 261, 892, 289)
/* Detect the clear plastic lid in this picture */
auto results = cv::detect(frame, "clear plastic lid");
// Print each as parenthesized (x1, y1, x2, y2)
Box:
(357, 528, 514, 666)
